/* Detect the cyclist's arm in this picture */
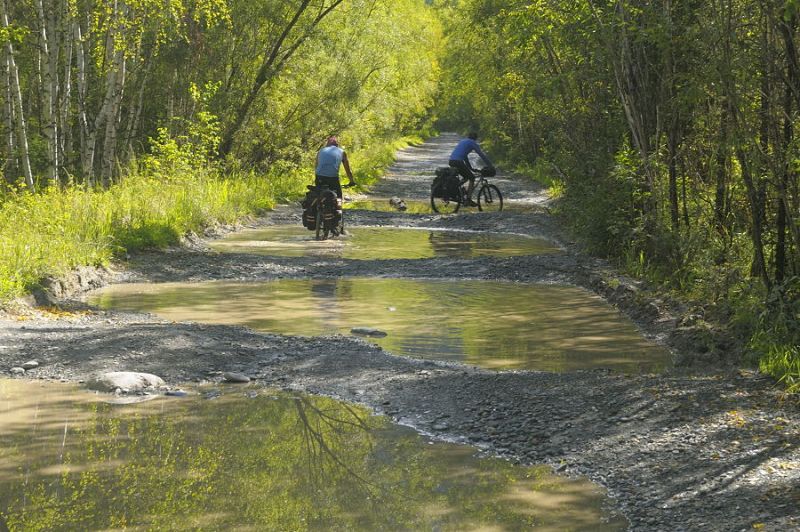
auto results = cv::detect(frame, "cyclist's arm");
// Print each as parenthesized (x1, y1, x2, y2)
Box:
(474, 144, 493, 168)
(342, 152, 355, 185)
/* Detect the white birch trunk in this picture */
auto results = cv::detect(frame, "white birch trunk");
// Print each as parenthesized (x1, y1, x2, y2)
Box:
(100, 50, 126, 183)
(34, 0, 58, 184)
(74, 20, 92, 182)
(59, 0, 73, 178)
(1, 35, 15, 178)
(1, 0, 35, 191)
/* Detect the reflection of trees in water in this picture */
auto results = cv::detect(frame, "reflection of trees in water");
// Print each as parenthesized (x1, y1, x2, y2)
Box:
(0, 390, 620, 530)
(293, 395, 378, 494)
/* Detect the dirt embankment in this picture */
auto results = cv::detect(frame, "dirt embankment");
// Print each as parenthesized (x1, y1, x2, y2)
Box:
(1, 134, 797, 531)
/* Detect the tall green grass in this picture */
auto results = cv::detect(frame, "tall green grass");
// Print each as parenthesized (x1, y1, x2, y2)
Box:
(0, 135, 413, 303)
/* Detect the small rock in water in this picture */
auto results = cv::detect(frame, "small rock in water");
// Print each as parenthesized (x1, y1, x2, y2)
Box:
(204, 389, 222, 400)
(10, 367, 25, 375)
(389, 197, 407, 211)
(350, 327, 388, 338)
(22, 360, 39, 370)
(223, 372, 251, 383)
(166, 390, 188, 397)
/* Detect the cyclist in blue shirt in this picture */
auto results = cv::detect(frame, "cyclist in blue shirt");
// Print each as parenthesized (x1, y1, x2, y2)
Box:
(315, 136, 355, 199)
(449, 132, 494, 206)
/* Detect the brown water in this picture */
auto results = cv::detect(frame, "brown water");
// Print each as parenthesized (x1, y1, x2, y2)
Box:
(0, 379, 626, 531)
(209, 225, 560, 259)
(90, 278, 671, 372)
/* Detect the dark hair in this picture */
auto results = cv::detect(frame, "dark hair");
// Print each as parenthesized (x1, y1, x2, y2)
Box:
(467, 131, 478, 140)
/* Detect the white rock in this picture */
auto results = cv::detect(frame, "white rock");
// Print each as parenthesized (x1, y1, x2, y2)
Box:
(22, 360, 39, 370)
(10, 367, 25, 375)
(223, 372, 251, 383)
(86, 372, 165, 393)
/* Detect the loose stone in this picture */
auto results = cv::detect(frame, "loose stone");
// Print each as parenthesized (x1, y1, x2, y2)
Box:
(86, 371, 166, 393)
(10, 367, 25, 375)
(350, 327, 388, 337)
(21, 360, 39, 370)
(223, 372, 251, 383)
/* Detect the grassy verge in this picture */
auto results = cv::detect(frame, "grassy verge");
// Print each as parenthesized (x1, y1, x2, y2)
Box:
(513, 158, 799, 393)
(0, 135, 416, 303)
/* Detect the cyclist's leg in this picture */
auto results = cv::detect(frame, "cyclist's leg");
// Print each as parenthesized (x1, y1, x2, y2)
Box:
(449, 160, 476, 202)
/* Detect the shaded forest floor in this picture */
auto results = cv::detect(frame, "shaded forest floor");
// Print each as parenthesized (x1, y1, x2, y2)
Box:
(1, 134, 798, 530)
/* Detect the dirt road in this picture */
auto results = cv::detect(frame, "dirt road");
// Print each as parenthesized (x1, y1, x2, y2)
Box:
(1, 134, 798, 531)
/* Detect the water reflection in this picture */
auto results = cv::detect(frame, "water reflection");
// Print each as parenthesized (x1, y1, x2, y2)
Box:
(344, 197, 545, 214)
(0, 380, 626, 531)
(209, 225, 560, 259)
(91, 279, 672, 372)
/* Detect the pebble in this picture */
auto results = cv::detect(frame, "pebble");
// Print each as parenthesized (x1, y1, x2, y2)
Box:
(10, 367, 25, 375)
(21, 360, 39, 370)
(223, 372, 250, 383)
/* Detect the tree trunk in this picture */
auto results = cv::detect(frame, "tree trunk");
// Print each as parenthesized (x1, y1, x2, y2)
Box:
(714, 105, 729, 236)
(59, 0, 72, 179)
(1, 0, 35, 191)
(100, 49, 126, 184)
(776, 12, 800, 277)
(34, 0, 59, 185)
(75, 19, 92, 183)
(1, 31, 15, 182)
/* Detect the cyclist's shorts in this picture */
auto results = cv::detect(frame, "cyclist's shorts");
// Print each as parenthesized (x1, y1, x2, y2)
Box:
(315, 175, 342, 198)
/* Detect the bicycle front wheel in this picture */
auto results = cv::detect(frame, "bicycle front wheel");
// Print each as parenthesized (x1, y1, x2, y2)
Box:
(431, 187, 462, 214)
(477, 184, 503, 212)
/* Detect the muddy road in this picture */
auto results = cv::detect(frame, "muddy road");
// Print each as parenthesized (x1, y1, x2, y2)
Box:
(2, 134, 798, 531)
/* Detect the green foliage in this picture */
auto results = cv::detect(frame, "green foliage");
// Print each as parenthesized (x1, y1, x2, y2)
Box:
(224, 0, 442, 172)
(750, 280, 800, 392)
(435, 0, 800, 388)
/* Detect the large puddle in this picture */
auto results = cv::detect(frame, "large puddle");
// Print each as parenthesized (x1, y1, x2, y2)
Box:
(90, 278, 671, 372)
(0, 380, 626, 530)
(209, 225, 560, 259)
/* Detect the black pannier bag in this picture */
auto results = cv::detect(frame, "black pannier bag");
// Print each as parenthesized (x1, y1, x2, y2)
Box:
(301, 185, 319, 230)
(301, 185, 341, 231)
(320, 188, 341, 230)
(432, 167, 461, 199)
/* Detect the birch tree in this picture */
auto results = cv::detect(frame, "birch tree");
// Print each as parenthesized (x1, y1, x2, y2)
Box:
(1, 0, 34, 190)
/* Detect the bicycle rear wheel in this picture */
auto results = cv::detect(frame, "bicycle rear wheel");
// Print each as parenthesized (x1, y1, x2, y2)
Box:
(431, 187, 462, 214)
(315, 209, 325, 240)
(477, 184, 503, 212)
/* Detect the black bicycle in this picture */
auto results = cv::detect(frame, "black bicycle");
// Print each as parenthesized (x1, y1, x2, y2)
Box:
(430, 166, 503, 214)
